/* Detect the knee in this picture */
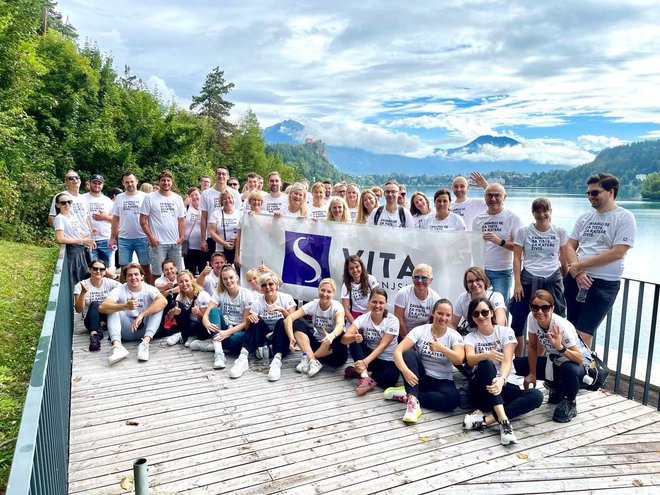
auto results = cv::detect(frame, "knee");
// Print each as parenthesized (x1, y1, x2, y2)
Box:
(209, 307, 222, 325)
(560, 361, 583, 380)
(527, 388, 544, 408)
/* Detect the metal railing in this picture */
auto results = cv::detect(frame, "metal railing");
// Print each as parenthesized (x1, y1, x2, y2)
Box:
(7, 246, 72, 495)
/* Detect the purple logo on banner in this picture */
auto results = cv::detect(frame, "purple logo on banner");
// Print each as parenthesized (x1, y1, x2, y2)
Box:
(282, 231, 332, 287)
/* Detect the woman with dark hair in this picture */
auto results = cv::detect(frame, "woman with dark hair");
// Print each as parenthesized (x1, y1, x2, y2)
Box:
(341, 255, 379, 325)
(514, 290, 591, 423)
(450, 267, 506, 334)
(421, 188, 466, 231)
(342, 288, 400, 395)
(510, 197, 568, 355)
(462, 297, 543, 445)
(387, 298, 465, 423)
(183, 187, 206, 275)
(53, 192, 96, 287)
(409, 192, 431, 228)
(356, 189, 379, 224)
(73, 259, 120, 351)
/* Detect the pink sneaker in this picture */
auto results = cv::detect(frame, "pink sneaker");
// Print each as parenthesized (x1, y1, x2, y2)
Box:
(355, 377, 377, 396)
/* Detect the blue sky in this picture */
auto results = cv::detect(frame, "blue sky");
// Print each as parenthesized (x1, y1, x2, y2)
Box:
(59, 0, 660, 167)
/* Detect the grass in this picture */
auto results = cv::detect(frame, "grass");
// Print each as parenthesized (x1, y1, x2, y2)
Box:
(0, 240, 58, 492)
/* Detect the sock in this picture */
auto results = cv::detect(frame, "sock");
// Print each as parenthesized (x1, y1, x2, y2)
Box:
(240, 349, 248, 357)
(213, 340, 223, 354)
(360, 370, 369, 378)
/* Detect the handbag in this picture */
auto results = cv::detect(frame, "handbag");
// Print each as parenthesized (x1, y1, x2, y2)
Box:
(182, 209, 197, 257)
(577, 334, 610, 391)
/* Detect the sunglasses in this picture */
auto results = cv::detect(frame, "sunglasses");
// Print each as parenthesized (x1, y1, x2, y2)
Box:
(471, 309, 491, 318)
(66, 176, 80, 181)
(586, 189, 606, 197)
(91, 266, 106, 272)
(58, 200, 74, 205)
(412, 275, 430, 282)
(228, 182, 238, 187)
(530, 304, 553, 313)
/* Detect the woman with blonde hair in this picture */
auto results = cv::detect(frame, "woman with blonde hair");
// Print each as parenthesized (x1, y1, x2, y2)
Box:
(309, 182, 328, 220)
(280, 182, 308, 218)
(326, 196, 351, 223)
(209, 189, 242, 265)
(163, 270, 212, 349)
(346, 184, 360, 222)
(356, 189, 379, 224)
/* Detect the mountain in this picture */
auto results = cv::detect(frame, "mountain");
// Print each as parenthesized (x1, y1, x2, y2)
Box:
(263, 120, 570, 176)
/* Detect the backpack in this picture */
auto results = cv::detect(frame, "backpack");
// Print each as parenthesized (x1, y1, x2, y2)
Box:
(373, 205, 406, 227)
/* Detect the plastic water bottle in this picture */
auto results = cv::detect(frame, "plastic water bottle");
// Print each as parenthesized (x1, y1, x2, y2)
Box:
(300, 352, 309, 372)
(576, 287, 589, 303)
(582, 372, 595, 386)
(261, 342, 270, 366)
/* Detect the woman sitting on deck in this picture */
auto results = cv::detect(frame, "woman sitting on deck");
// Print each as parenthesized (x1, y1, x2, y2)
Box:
(450, 267, 507, 335)
(341, 254, 379, 326)
(284, 278, 347, 378)
(73, 259, 120, 352)
(513, 290, 591, 423)
(386, 299, 465, 423)
(161, 271, 211, 348)
(462, 297, 543, 445)
(342, 288, 400, 395)
(393, 263, 441, 339)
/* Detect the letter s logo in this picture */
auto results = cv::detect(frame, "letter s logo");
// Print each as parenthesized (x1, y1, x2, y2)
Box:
(283, 231, 332, 288)
(293, 237, 322, 283)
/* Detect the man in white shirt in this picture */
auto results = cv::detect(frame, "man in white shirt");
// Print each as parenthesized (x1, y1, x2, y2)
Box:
(82, 174, 114, 268)
(263, 171, 288, 214)
(139, 170, 186, 282)
(109, 171, 151, 280)
(200, 166, 242, 257)
(368, 180, 415, 228)
(565, 173, 636, 347)
(450, 172, 488, 231)
(472, 183, 523, 299)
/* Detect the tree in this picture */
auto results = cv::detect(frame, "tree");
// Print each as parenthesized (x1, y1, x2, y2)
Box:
(641, 172, 660, 200)
(190, 66, 235, 139)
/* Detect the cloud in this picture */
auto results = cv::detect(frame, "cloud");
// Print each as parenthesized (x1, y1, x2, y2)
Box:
(146, 76, 190, 108)
(577, 135, 627, 152)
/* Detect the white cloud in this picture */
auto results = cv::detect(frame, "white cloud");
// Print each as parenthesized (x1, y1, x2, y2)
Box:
(577, 135, 627, 152)
(146, 76, 190, 108)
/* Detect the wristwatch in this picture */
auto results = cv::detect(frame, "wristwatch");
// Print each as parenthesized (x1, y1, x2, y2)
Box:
(499, 239, 506, 247)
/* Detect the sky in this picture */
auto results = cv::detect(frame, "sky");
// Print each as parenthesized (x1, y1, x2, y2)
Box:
(58, 0, 660, 167)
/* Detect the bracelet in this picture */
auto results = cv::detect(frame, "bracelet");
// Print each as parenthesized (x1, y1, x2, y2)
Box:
(558, 345, 567, 353)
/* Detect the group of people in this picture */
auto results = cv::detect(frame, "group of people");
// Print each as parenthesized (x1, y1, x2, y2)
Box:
(53, 167, 636, 446)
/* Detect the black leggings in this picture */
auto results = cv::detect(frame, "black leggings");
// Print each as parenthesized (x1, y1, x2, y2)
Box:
(247, 318, 290, 357)
(349, 341, 400, 388)
(470, 360, 543, 421)
(401, 349, 459, 411)
(293, 319, 348, 367)
(514, 356, 586, 402)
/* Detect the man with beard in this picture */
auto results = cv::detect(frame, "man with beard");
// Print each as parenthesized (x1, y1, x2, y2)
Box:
(83, 174, 114, 268)
(263, 171, 288, 214)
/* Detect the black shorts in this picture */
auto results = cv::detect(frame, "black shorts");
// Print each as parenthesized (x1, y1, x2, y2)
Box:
(564, 274, 620, 336)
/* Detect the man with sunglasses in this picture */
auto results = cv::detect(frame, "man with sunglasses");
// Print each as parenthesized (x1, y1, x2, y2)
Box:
(565, 173, 636, 347)
(82, 174, 115, 269)
(48, 170, 89, 228)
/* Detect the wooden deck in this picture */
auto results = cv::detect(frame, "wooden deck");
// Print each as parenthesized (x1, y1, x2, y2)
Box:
(67, 321, 660, 495)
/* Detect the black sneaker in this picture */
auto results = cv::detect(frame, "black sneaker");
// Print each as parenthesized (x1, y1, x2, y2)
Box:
(548, 387, 562, 404)
(89, 334, 101, 352)
(552, 399, 577, 423)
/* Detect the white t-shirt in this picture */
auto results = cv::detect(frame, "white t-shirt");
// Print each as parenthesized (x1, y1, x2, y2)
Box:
(394, 285, 442, 331)
(263, 193, 288, 214)
(176, 290, 211, 322)
(353, 312, 400, 361)
(210, 287, 254, 327)
(464, 325, 518, 383)
(209, 208, 242, 250)
(514, 224, 567, 277)
(413, 212, 433, 229)
(472, 209, 523, 270)
(308, 204, 327, 220)
(154, 274, 177, 290)
(406, 324, 464, 380)
(82, 192, 114, 240)
(281, 206, 307, 218)
(526, 313, 591, 362)
(140, 191, 185, 244)
(184, 206, 202, 250)
(451, 198, 487, 231)
(302, 299, 345, 341)
(453, 290, 506, 323)
(570, 207, 636, 281)
(106, 283, 161, 318)
(112, 192, 147, 239)
(348, 208, 358, 223)
(201, 271, 220, 296)
(251, 292, 296, 331)
(53, 214, 88, 241)
(340, 275, 379, 314)
(368, 206, 416, 229)
(422, 212, 467, 232)
(199, 187, 242, 231)
(74, 277, 121, 308)
(50, 191, 88, 227)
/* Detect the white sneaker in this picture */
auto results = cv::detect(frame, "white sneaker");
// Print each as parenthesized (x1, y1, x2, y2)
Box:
(307, 359, 323, 377)
(295, 355, 310, 373)
(268, 357, 282, 381)
(463, 410, 486, 431)
(108, 345, 129, 365)
(184, 337, 196, 348)
(166, 332, 182, 346)
(499, 420, 518, 445)
(190, 340, 214, 352)
(213, 352, 226, 369)
(383, 386, 407, 402)
(402, 397, 422, 423)
(229, 354, 249, 378)
(137, 341, 150, 361)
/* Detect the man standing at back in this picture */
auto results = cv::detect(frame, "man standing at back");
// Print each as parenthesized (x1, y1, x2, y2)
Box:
(82, 174, 114, 268)
(109, 171, 151, 281)
(368, 180, 415, 228)
(139, 170, 185, 283)
(472, 183, 522, 299)
(565, 173, 636, 347)
(451, 172, 488, 231)
(263, 171, 288, 214)
(200, 167, 241, 256)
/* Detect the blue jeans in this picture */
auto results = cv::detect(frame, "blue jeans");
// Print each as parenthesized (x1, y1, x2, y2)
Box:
(206, 307, 246, 354)
(118, 237, 150, 266)
(92, 239, 113, 266)
(485, 268, 513, 301)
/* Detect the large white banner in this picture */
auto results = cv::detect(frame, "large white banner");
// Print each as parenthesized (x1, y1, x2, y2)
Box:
(240, 214, 484, 305)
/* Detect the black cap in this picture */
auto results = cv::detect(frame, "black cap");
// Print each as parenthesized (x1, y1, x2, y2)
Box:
(90, 174, 104, 182)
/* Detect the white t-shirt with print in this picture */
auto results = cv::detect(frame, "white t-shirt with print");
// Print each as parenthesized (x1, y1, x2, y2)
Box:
(176, 290, 211, 322)
(514, 224, 567, 278)
(199, 187, 242, 232)
(202, 271, 220, 296)
(82, 192, 114, 240)
(184, 206, 202, 250)
(340, 275, 379, 314)
(451, 198, 486, 231)
(140, 191, 185, 244)
(74, 277, 121, 308)
(308, 204, 327, 220)
(526, 313, 591, 362)
(107, 283, 161, 318)
(472, 209, 523, 270)
(406, 324, 464, 380)
(570, 207, 636, 281)
(422, 212, 467, 232)
(210, 287, 254, 327)
(353, 312, 399, 361)
(394, 285, 441, 331)
(209, 208, 242, 250)
(112, 192, 147, 239)
(251, 292, 296, 331)
(453, 290, 506, 322)
(464, 325, 518, 383)
(302, 299, 345, 342)
(368, 206, 416, 229)
(54, 214, 88, 241)
(263, 193, 288, 214)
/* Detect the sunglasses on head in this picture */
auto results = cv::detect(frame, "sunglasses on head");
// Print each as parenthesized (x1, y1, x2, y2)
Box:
(412, 275, 430, 282)
(530, 303, 553, 313)
(91, 266, 106, 272)
(58, 200, 74, 205)
(586, 189, 606, 197)
(472, 309, 491, 318)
